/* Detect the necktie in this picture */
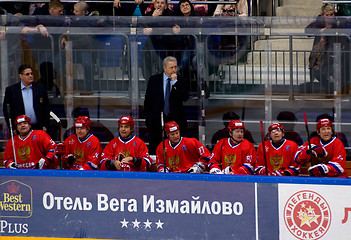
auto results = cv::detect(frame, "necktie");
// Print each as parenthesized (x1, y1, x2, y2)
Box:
(164, 78, 171, 115)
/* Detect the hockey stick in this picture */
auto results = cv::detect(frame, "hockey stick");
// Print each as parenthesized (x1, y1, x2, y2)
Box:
(50, 111, 63, 169)
(260, 120, 268, 175)
(7, 104, 17, 166)
(303, 112, 317, 166)
(161, 112, 167, 173)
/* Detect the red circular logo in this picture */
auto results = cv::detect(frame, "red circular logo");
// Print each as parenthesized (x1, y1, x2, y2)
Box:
(283, 190, 331, 240)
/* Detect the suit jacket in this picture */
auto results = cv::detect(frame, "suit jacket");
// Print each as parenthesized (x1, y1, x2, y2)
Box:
(3, 81, 50, 130)
(144, 73, 189, 129)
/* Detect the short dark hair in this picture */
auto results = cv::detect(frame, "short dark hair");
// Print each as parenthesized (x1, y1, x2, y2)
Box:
(18, 64, 32, 75)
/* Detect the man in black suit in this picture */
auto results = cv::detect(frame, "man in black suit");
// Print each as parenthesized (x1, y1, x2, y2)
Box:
(144, 56, 189, 154)
(3, 64, 50, 132)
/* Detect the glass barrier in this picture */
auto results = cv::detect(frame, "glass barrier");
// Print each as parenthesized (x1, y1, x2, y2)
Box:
(1, 15, 351, 158)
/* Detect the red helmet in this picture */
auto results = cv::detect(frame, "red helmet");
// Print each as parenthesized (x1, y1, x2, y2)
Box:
(74, 116, 91, 129)
(118, 116, 134, 128)
(268, 123, 285, 132)
(228, 120, 245, 131)
(165, 121, 180, 134)
(15, 115, 31, 126)
(316, 118, 333, 131)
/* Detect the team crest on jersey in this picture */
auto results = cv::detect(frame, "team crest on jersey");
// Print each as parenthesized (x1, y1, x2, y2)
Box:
(121, 149, 130, 158)
(168, 156, 180, 171)
(18, 145, 30, 162)
(73, 148, 84, 163)
(270, 154, 283, 171)
(283, 190, 331, 240)
(224, 154, 236, 167)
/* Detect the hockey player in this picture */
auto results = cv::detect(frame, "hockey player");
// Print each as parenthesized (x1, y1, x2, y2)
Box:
(55, 116, 102, 170)
(99, 116, 151, 171)
(156, 121, 211, 173)
(294, 118, 347, 177)
(255, 123, 299, 176)
(4, 115, 56, 169)
(209, 120, 256, 175)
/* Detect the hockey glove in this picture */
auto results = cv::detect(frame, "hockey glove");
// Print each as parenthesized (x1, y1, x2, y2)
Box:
(9, 162, 18, 169)
(209, 168, 223, 174)
(307, 145, 327, 158)
(159, 166, 169, 173)
(308, 164, 329, 177)
(255, 167, 266, 175)
(222, 166, 232, 174)
(55, 143, 65, 155)
(66, 154, 76, 167)
(105, 159, 117, 170)
(35, 158, 47, 169)
(270, 169, 285, 176)
(232, 165, 251, 175)
(187, 162, 206, 173)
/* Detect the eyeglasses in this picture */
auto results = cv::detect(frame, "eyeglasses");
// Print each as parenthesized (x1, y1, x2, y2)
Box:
(180, 3, 190, 7)
(22, 72, 33, 76)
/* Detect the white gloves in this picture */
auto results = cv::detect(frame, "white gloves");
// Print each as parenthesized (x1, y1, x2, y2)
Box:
(187, 162, 206, 173)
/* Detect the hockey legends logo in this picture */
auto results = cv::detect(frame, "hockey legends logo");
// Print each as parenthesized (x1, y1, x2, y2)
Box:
(0, 180, 32, 218)
(284, 190, 331, 240)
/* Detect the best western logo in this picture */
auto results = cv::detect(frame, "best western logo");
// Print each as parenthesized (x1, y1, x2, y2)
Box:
(0, 180, 32, 218)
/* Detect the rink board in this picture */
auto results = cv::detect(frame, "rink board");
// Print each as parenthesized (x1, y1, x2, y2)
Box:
(1, 169, 351, 240)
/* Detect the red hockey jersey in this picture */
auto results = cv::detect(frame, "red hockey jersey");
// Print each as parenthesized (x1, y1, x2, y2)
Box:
(256, 139, 299, 176)
(294, 136, 347, 177)
(209, 138, 256, 175)
(4, 130, 56, 169)
(156, 137, 211, 173)
(62, 133, 102, 170)
(100, 135, 151, 171)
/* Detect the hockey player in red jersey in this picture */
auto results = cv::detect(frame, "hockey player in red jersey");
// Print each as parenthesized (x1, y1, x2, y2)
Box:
(4, 115, 56, 169)
(55, 116, 102, 170)
(99, 116, 151, 171)
(255, 123, 299, 176)
(156, 121, 211, 173)
(209, 120, 256, 175)
(294, 118, 347, 177)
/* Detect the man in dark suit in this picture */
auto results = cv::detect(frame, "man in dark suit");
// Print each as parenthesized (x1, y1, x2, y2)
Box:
(144, 56, 189, 154)
(3, 64, 50, 132)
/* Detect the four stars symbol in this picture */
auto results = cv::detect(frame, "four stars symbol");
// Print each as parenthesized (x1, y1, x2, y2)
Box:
(120, 218, 164, 229)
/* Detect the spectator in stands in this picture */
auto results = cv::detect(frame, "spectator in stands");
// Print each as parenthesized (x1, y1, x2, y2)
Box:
(3, 64, 50, 132)
(211, 111, 255, 149)
(209, 120, 256, 175)
(211, 0, 249, 65)
(141, 0, 177, 80)
(113, 0, 148, 16)
(156, 121, 211, 173)
(306, 3, 348, 93)
(33, 0, 64, 15)
(55, 116, 102, 170)
(64, 107, 114, 143)
(171, 0, 201, 81)
(276, 111, 303, 146)
(294, 117, 347, 177)
(99, 116, 151, 171)
(4, 115, 56, 169)
(173, 0, 201, 16)
(255, 123, 299, 176)
(213, 0, 248, 16)
(73, 1, 89, 16)
(144, 56, 189, 155)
